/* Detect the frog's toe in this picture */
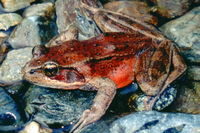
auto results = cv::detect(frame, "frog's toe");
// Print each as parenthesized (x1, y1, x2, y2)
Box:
(153, 86, 177, 110)
(70, 108, 103, 133)
(129, 86, 177, 111)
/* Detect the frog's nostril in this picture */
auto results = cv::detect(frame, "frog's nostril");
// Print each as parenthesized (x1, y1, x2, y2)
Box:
(29, 69, 35, 74)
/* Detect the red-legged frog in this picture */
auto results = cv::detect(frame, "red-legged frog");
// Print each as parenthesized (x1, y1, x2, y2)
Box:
(22, 1, 187, 132)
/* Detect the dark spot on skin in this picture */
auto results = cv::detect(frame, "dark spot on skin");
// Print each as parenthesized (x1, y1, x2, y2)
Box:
(94, 43, 100, 47)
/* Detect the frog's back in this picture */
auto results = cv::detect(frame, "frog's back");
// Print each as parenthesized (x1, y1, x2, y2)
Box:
(78, 32, 157, 88)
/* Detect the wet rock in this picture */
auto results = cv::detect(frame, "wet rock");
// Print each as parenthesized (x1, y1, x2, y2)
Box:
(192, 82, 200, 97)
(81, 114, 119, 133)
(0, 13, 22, 31)
(8, 16, 57, 48)
(55, 0, 101, 40)
(24, 85, 95, 126)
(0, 32, 7, 38)
(110, 111, 200, 133)
(169, 83, 200, 114)
(0, 87, 23, 132)
(104, 1, 158, 25)
(0, 47, 32, 85)
(160, 7, 200, 63)
(194, 0, 200, 4)
(19, 121, 52, 133)
(150, 0, 192, 18)
(0, 33, 9, 64)
(23, 2, 54, 18)
(0, 0, 37, 12)
(187, 66, 200, 81)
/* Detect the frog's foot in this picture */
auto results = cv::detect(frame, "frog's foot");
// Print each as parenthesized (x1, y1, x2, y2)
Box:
(70, 77, 117, 133)
(132, 86, 177, 111)
(70, 108, 104, 133)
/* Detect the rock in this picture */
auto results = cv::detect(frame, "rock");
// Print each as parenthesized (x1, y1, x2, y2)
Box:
(24, 85, 95, 126)
(0, 87, 23, 132)
(8, 16, 57, 48)
(160, 7, 200, 63)
(104, 1, 158, 25)
(0, 13, 22, 31)
(110, 111, 200, 133)
(55, 0, 101, 40)
(19, 121, 52, 133)
(192, 81, 200, 96)
(187, 66, 200, 81)
(0, 32, 7, 38)
(0, 0, 37, 12)
(168, 83, 200, 114)
(0, 47, 32, 85)
(0, 33, 9, 64)
(150, 0, 192, 18)
(23, 2, 54, 18)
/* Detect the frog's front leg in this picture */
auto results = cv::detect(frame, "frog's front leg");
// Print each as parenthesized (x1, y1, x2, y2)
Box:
(70, 77, 116, 133)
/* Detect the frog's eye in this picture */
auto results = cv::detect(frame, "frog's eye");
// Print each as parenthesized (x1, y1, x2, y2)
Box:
(42, 62, 59, 77)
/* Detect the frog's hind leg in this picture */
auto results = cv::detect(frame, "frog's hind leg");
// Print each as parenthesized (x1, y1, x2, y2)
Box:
(135, 40, 186, 110)
(70, 77, 116, 133)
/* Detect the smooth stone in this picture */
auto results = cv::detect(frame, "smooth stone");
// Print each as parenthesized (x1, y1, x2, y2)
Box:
(169, 83, 200, 114)
(150, 0, 192, 18)
(0, 47, 32, 85)
(0, 32, 7, 38)
(192, 81, 200, 96)
(55, 0, 81, 33)
(160, 6, 200, 63)
(23, 2, 54, 18)
(104, 1, 158, 25)
(24, 85, 95, 126)
(187, 66, 200, 81)
(19, 121, 52, 133)
(8, 16, 57, 48)
(0, 0, 37, 12)
(110, 111, 200, 133)
(55, 0, 101, 40)
(0, 13, 22, 31)
(0, 33, 9, 64)
(0, 87, 23, 132)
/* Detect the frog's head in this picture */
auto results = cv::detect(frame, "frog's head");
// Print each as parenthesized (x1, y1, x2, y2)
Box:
(22, 45, 86, 89)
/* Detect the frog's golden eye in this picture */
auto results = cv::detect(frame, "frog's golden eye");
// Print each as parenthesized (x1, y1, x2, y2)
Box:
(42, 62, 59, 77)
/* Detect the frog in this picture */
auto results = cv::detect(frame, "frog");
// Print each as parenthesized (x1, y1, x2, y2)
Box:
(22, 0, 187, 132)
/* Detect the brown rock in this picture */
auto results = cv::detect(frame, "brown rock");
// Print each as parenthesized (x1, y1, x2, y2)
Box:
(104, 1, 158, 25)
(150, 0, 192, 18)
(0, 0, 37, 12)
(169, 84, 200, 114)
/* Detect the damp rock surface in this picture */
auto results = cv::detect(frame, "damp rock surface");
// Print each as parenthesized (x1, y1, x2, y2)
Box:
(8, 16, 57, 48)
(0, 87, 23, 132)
(24, 85, 95, 126)
(110, 111, 200, 133)
(0, 13, 22, 31)
(0, 47, 32, 84)
(160, 6, 200, 63)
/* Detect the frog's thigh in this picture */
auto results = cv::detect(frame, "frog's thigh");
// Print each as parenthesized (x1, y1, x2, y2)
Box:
(136, 44, 171, 96)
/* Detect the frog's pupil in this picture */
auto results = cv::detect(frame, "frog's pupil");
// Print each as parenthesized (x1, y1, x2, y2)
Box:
(43, 63, 59, 77)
